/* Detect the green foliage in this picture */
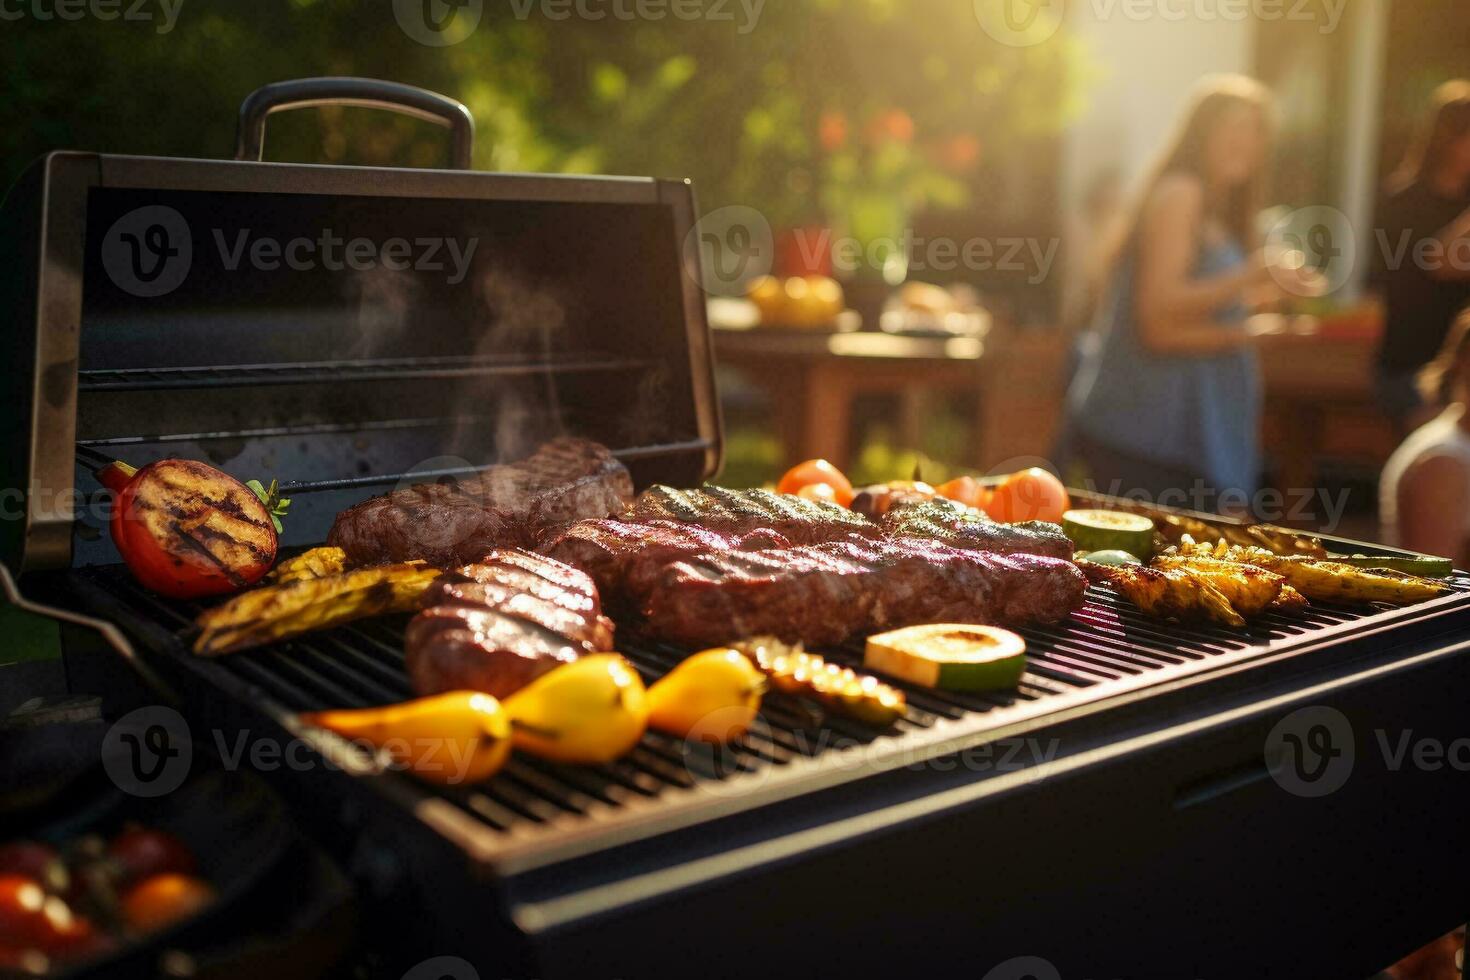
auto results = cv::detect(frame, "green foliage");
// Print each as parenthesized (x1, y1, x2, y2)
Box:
(1, 1, 1086, 229)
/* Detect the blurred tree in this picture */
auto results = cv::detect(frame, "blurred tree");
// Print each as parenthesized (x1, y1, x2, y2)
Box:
(1, 0, 1085, 233)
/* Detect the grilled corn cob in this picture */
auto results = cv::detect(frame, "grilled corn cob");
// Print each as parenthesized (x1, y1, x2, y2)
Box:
(731, 637, 906, 726)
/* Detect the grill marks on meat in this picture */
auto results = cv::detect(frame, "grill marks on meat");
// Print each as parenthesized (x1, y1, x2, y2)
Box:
(405, 550, 612, 699)
(628, 485, 881, 545)
(641, 536, 1086, 649)
(539, 519, 791, 602)
(881, 497, 1075, 561)
(327, 437, 633, 567)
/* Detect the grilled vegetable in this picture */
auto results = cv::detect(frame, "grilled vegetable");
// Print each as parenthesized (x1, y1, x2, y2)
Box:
(504, 655, 649, 764)
(192, 562, 440, 656)
(1176, 541, 1449, 606)
(985, 468, 1070, 524)
(776, 459, 855, 507)
(100, 459, 280, 599)
(1081, 560, 1246, 628)
(1152, 556, 1286, 618)
(1097, 500, 1326, 557)
(1324, 554, 1454, 578)
(265, 546, 349, 585)
(1077, 549, 1141, 566)
(1063, 509, 1154, 560)
(732, 637, 906, 726)
(120, 874, 215, 934)
(301, 691, 513, 785)
(864, 624, 1026, 693)
(935, 476, 988, 511)
(646, 648, 766, 743)
(849, 481, 936, 520)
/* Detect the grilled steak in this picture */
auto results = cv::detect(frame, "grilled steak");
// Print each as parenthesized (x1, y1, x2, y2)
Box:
(539, 518, 791, 601)
(881, 497, 1075, 560)
(627, 485, 881, 545)
(406, 550, 611, 699)
(328, 437, 634, 567)
(641, 536, 1086, 649)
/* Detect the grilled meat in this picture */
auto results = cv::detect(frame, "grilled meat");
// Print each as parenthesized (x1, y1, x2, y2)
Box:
(881, 497, 1074, 560)
(265, 546, 349, 585)
(539, 518, 792, 601)
(327, 437, 633, 567)
(406, 550, 612, 699)
(628, 485, 881, 545)
(641, 536, 1087, 649)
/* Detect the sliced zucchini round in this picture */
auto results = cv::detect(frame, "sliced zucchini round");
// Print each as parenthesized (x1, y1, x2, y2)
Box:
(864, 624, 1027, 693)
(1062, 509, 1154, 560)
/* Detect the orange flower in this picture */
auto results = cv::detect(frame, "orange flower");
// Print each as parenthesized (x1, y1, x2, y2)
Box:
(867, 109, 915, 145)
(818, 111, 848, 152)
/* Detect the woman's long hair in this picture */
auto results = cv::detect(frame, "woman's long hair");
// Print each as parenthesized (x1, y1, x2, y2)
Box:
(1419, 305, 1470, 408)
(1089, 75, 1273, 312)
(1387, 79, 1470, 194)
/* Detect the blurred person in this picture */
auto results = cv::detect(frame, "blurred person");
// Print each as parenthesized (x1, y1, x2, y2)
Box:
(1373, 80, 1470, 434)
(1380, 306, 1470, 565)
(1064, 75, 1318, 506)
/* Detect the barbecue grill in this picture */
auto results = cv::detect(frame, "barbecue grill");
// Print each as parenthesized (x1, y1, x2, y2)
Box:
(6, 79, 1470, 978)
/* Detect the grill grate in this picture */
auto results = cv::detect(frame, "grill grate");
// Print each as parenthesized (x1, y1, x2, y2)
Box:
(68, 562, 1470, 871)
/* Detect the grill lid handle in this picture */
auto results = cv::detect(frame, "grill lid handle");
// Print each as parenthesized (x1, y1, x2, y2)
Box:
(235, 77, 475, 170)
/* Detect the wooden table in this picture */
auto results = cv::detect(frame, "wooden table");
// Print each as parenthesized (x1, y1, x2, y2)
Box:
(713, 323, 1074, 473)
(1256, 319, 1390, 499)
(712, 327, 985, 470)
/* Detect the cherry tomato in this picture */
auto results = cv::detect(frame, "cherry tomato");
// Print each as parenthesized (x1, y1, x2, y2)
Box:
(935, 476, 988, 511)
(122, 874, 215, 934)
(795, 483, 838, 503)
(776, 459, 855, 506)
(101, 459, 278, 599)
(107, 828, 196, 888)
(0, 876, 95, 956)
(984, 467, 1070, 524)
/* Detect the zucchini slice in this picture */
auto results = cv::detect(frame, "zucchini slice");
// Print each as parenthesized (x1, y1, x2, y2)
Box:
(864, 624, 1027, 692)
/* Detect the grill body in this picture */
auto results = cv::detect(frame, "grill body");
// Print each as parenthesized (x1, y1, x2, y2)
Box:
(7, 83, 1470, 976)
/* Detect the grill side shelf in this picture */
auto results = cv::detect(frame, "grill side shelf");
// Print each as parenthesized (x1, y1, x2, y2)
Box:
(58, 559, 1470, 877)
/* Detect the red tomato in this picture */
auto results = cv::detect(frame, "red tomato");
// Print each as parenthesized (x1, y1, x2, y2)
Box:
(984, 468, 1070, 524)
(776, 459, 855, 506)
(795, 483, 839, 504)
(108, 828, 196, 888)
(935, 476, 988, 511)
(0, 876, 95, 955)
(122, 874, 215, 934)
(103, 459, 277, 599)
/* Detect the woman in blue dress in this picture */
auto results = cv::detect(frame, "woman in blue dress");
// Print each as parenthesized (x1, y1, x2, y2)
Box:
(1065, 74, 1318, 512)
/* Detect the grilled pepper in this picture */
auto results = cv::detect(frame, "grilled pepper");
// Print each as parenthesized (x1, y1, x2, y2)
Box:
(647, 648, 767, 743)
(301, 691, 512, 785)
(100, 458, 283, 599)
(504, 655, 649, 764)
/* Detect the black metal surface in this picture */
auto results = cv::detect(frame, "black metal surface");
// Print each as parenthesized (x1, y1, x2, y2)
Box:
(62, 554, 1470, 877)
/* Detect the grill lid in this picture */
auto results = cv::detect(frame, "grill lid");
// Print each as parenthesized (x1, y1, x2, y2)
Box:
(0, 78, 722, 573)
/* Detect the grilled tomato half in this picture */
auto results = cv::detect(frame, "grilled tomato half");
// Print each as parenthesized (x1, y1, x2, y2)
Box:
(100, 459, 279, 599)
